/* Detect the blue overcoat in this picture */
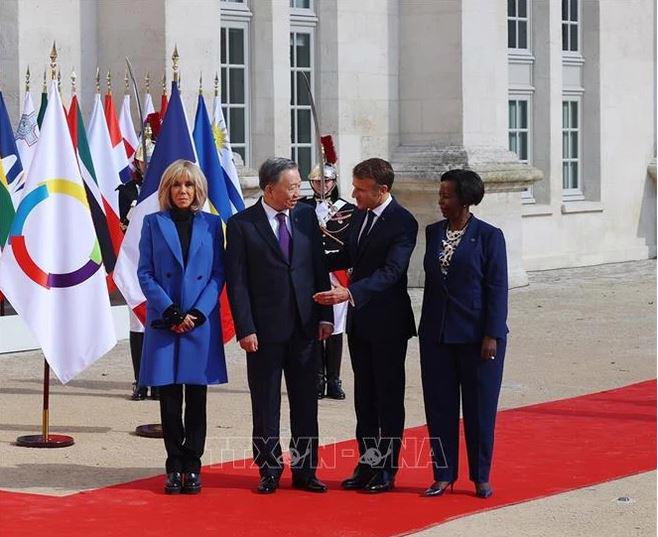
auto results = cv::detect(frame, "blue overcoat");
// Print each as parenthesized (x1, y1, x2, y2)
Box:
(137, 210, 228, 386)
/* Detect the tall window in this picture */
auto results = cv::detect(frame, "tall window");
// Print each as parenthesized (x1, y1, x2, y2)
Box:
(220, 23, 249, 163)
(507, 0, 529, 50)
(290, 30, 314, 180)
(290, 0, 311, 8)
(508, 99, 530, 163)
(562, 0, 579, 52)
(562, 99, 581, 193)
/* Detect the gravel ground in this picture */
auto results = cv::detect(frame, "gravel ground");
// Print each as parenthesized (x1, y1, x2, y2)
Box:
(0, 260, 655, 536)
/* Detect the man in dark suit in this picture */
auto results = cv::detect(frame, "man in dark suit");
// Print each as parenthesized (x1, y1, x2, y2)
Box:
(225, 157, 333, 494)
(314, 157, 418, 493)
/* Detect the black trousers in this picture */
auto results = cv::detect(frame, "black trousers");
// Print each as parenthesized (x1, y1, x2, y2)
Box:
(419, 339, 506, 484)
(246, 332, 318, 478)
(316, 333, 343, 380)
(129, 331, 144, 385)
(347, 333, 407, 474)
(159, 384, 208, 474)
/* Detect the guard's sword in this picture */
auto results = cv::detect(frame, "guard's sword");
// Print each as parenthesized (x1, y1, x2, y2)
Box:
(300, 72, 325, 203)
(125, 58, 149, 173)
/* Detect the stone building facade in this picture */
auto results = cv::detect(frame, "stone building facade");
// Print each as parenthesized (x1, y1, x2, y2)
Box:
(1, 0, 655, 289)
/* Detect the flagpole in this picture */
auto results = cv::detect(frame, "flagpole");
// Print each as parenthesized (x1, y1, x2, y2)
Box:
(16, 43, 75, 448)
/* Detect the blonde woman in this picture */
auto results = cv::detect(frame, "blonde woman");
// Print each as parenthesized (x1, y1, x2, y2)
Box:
(138, 159, 227, 495)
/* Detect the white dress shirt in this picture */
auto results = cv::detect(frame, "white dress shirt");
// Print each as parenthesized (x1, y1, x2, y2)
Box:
(261, 198, 292, 237)
(357, 194, 393, 242)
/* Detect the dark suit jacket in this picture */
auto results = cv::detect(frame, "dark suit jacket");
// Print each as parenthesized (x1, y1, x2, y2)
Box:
(327, 197, 418, 341)
(418, 216, 509, 344)
(225, 200, 333, 343)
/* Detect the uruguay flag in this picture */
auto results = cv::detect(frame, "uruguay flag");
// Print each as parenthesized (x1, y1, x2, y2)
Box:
(114, 82, 195, 323)
(193, 94, 236, 341)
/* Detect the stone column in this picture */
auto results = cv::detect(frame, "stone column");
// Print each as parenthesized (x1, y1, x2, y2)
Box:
(250, 0, 290, 165)
(316, 0, 399, 198)
(0, 0, 82, 123)
(393, 0, 540, 288)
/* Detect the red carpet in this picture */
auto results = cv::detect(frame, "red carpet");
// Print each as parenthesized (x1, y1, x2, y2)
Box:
(1, 380, 655, 536)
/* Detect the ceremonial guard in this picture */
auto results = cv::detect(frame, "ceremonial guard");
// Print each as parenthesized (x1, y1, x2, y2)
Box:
(301, 136, 355, 400)
(117, 113, 159, 400)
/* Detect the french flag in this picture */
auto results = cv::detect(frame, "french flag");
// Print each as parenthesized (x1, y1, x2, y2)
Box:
(114, 82, 196, 323)
(104, 92, 132, 184)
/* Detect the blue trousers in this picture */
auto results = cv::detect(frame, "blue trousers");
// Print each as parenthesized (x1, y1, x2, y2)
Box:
(419, 338, 506, 483)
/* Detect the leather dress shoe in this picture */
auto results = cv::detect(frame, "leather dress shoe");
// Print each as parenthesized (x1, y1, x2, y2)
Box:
(292, 475, 328, 493)
(364, 472, 395, 493)
(182, 472, 202, 494)
(423, 480, 454, 497)
(164, 472, 183, 494)
(341, 467, 375, 490)
(475, 482, 493, 499)
(326, 378, 346, 400)
(257, 475, 279, 494)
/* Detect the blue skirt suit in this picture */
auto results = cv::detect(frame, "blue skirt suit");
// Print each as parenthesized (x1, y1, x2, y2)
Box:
(418, 216, 509, 484)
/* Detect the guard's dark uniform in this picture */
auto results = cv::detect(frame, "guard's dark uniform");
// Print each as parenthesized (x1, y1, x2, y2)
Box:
(300, 194, 355, 399)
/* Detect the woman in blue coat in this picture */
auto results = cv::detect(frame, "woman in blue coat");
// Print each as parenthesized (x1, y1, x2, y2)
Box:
(419, 169, 508, 499)
(138, 159, 227, 495)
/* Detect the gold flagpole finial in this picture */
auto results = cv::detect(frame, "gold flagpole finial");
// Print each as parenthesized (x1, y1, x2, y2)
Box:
(172, 44, 180, 85)
(49, 41, 58, 80)
(106, 70, 112, 95)
(71, 68, 77, 95)
(42, 68, 47, 93)
(162, 73, 167, 96)
(214, 72, 219, 97)
(199, 72, 203, 96)
(96, 67, 101, 93)
(57, 68, 61, 93)
(25, 66, 31, 93)
(124, 69, 130, 95)
(145, 71, 151, 94)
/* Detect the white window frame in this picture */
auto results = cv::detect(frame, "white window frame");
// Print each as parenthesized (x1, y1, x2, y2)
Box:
(507, 0, 531, 53)
(508, 94, 534, 203)
(562, 96, 584, 201)
(561, 0, 582, 56)
(290, 0, 313, 14)
(220, 4, 251, 166)
(290, 6, 317, 184)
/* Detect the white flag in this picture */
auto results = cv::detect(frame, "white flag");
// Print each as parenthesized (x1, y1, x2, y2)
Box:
(0, 82, 116, 383)
(119, 94, 138, 165)
(12, 91, 40, 207)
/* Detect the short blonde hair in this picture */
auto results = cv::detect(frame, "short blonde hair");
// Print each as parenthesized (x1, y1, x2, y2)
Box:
(158, 160, 208, 212)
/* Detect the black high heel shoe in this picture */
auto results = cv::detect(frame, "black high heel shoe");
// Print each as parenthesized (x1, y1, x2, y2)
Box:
(423, 480, 455, 497)
(475, 482, 493, 499)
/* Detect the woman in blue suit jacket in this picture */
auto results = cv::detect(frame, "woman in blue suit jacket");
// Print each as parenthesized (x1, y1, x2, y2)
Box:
(418, 169, 508, 499)
(138, 160, 227, 495)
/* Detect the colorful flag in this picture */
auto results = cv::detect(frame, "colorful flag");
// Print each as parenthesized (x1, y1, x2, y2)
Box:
(14, 90, 40, 206)
(193, 94, 236, 341)
(211, 93, 244, 214)
(0, 82, 116, 383)
(36, 88, 48, 129)
(104, 93, 132, 184)
(87, 93, 124, 260)
(114, 82, 196, 324)
(67, 94, 117, 283)
(160, 92, 168, 120)
(119, 94, 138, 165)
(0, 91, 23, 247)
(143, 91, 155, 120)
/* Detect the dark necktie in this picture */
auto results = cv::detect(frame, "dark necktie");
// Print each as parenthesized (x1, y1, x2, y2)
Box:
(359, 210, 376, 245)
(276, 212, 291, 261)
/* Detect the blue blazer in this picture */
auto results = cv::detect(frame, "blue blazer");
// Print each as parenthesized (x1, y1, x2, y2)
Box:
(225, 200, 332, 343)
(418, 216, 509, 344)
(137, 210, 228, 386)
(326, 197, 418, 341)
